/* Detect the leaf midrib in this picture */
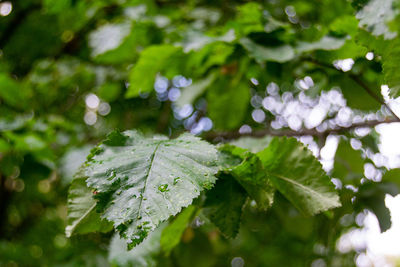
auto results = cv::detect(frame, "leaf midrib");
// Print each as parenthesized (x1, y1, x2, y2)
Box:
(137, 142, 162, 219)
(271, 172, 337, 204)
(66, 202, 96, 237)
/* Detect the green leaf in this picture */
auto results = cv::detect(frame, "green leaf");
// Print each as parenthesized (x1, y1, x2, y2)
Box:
(295, 36, 346, 53)
(97, 82, 122, 102)
(109, 224, 165, 267)
(207, 76, 250, 130)
(0, 73, 31, 109)
(356, 181, 398, 232)
(240, 38, 295, 63)
(219, 145, 274, 210)
(84, 130, 219, 248)
(176, 73, 216, 108)
(257, 137, 341, 215)
(382, 168, 400, 187)
(160, 205, 197, 255)
(125, 45, 181, 98)
(380, 39, 400, 98)
(229, 136, 272, 153)
(332, 138, 365, 183)
(66, 177, 112, 237)
(93, 23, 155, 64)
(187, 42, 235, 76)
(356, 30, 400, 97)
(203, 174, 247, 238)
(335, 74, 381, 111)
(59, 146, 92, 185)
(356, 0, 397, 39)
(235, 2, 264, 35)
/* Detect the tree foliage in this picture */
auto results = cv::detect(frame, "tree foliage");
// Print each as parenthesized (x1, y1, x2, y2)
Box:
(1, 0, 400, 266)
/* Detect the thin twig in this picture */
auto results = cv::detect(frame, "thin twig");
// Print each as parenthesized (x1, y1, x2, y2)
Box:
(204, 118, 399, 141)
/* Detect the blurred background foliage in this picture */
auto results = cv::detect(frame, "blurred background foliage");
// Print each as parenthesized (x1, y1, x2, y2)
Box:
(1, 0, 400, 266)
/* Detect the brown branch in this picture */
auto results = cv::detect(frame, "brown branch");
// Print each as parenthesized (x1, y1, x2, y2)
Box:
(204, 118, 399, 141)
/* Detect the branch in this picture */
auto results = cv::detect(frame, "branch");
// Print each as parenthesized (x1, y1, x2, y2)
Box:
(305, 58, 400, 121)
(204, 118, 399, 141)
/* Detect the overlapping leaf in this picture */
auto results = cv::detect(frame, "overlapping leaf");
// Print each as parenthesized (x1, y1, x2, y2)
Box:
(203, 174, 247, 238)
(66, 177, 112, 237)
(257, 137, 341, 215)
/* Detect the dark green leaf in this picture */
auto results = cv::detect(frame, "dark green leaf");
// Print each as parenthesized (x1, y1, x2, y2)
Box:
(203, 174, 247, 238)
(207, 76, 250, 129)
(257, 137, 341, 215)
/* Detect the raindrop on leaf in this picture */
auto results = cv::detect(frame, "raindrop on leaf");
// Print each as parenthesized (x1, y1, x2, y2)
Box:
(158, 184, 169, 192)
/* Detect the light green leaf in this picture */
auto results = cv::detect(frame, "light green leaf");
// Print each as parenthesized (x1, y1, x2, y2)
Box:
(89, 23, 131, 58)
(59, 146, 92, 185)
(236, 2, 264, 35)
(257, 137, 341, 215)
(181, 30, 235, 52)
(240, 38, 295, 63)
(176, 73, 216, 108)
(296, 36, 346, 53)
(203, 174, 247, 238)
(109, 224, 165, 267)
(125, 45, 181, 98)
(84, 130, 219, 248)
(66, 177, 112, 237)
(160, 205, 197, 255)
(230, 136, 272, 153)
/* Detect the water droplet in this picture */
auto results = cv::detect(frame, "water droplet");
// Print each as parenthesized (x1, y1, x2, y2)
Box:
(173, 177, 181, 185)
(158, 184, 169, 192)
(106, 169, 116, 180)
